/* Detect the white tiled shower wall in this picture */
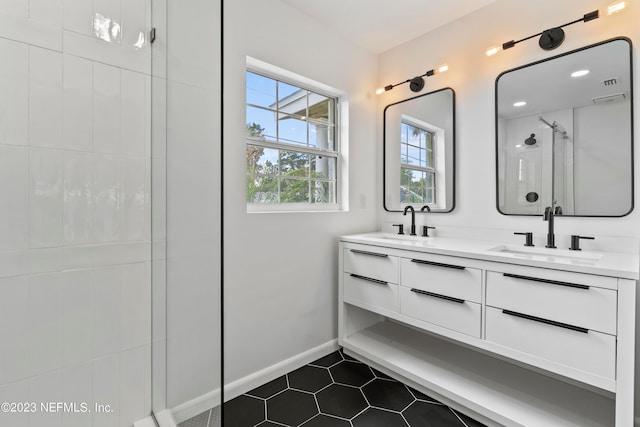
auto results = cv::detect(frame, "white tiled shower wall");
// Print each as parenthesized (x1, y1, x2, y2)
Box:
(0, 0, 152, 426)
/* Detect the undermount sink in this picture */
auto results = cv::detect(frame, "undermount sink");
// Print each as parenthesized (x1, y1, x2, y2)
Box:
(361, 233, 428, 242)
(488, 245, 603, 262)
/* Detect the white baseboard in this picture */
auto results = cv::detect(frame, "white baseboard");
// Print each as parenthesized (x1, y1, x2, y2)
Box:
(159, 339, 338, 425)
(223, 339, 339, 402)
(171, 388, 221, 424)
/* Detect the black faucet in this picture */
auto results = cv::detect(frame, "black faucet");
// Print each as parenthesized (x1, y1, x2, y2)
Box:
(403, 205, 417, 236)
(543, 203, 557, 248)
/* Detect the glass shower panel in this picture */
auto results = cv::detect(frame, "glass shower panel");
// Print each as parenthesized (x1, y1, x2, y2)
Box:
(151, 0, 222, 426)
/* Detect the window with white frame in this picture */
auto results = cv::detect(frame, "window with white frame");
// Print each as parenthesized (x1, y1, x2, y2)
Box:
(400, 120, 437, 205)
(245, 65, 341, 211)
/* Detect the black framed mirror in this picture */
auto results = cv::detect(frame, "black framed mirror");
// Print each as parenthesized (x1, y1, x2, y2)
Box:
(383, 88, 455, 212)
(496, 37, 634, 217)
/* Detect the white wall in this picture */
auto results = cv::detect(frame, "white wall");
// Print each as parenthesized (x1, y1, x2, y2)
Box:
(0, 1, 153, 426)
(223, 0, 378, 387)
(378, 0, 640, 244)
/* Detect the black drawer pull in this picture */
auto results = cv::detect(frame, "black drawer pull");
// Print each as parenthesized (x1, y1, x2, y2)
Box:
(350, 274, 387, 286)
(411, 259, 465, 270)
(410, 288, 465, 304)
(502, 309, 589, 334)
(502, 273, 589, 290)
(350, 249, 389, 258)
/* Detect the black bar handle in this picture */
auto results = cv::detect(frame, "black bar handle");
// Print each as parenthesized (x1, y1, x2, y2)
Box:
(502, 273, 589, 290)
(502, 309, 589, 334)
(411, 288, 465, 304)
(350, 249, 388, 258)
(350, 274, 387, 286)
(411, 259, 465, 270)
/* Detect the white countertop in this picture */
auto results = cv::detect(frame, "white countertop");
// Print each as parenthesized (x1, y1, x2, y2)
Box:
(340, 232, 640, 280)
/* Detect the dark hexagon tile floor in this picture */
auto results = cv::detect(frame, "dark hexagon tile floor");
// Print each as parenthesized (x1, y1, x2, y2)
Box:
(181, 348, 487, 427)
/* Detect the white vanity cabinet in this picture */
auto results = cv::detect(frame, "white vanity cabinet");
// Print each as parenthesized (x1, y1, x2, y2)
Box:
(338, 236, 638, 427)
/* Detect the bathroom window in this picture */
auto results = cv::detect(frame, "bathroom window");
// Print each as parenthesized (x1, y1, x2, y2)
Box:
(246, 61, 344, 212)
(400, 120, 436, 205)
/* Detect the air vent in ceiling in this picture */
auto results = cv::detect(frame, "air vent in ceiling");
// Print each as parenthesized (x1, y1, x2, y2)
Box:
(592, 93, 626, 104)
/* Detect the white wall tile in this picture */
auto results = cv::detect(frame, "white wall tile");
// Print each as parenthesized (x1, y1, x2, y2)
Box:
(29, 148, 63, 248)
(0, 38, 28, 146)
(62, 0, 92, 35)
(62, 363, 92, 427)
(120, 262, 150, 350)
(63, 54, 93, 152)
(0, 379, 29, 427)
(93, 354, 119, 427)
(94, 154, 120, 242)
(93, 0, 121, 44)
(63, 151, 94, 245)
(28, 247, 63, 275)
(62, 269, 93, 367)
(92, 266, 121, 358)
(93, 62, 120, 154)
(29, 47, 62, 149)
(0, 0, 28, 18)
(29, 0, 63, 28)
(28, 273, 63, 376)
(121, 70, 146, 156)
(63, 29, 151, 75)
(119, 346, 146, 427)
(28, 369, 62, 427)
(0, 145, 28, 250)
(121, 0, 146, 49)
(0, 250, 28, 278)
(0, 276, 29, 384)
(120, 156, 145, 241)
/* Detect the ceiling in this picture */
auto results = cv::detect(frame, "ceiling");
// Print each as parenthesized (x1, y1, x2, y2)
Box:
(280, 0, 498, 54)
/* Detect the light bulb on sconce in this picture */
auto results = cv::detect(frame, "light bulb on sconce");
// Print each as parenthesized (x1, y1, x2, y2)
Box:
(485, 1, 628, 55)
(376, 64, 449, 95)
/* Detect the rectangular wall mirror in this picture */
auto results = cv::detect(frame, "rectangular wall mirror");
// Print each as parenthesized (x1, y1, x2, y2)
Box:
(496, 37, 634, 217)
(384, 88, 455, 212)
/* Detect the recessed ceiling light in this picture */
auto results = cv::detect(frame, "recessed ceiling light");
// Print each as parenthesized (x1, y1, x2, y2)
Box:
(513, 101, 527, 107)
(571, 69, 590, 77)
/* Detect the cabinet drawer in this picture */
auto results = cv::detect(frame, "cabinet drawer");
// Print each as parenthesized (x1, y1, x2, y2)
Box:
(343, 273, 398, 313)
(485, 306, 616, 380)
(486, 271, 617, 335)
(399, 286, 481, 338)
(344, 246, 398, 284)
(400, 257, 481, 303)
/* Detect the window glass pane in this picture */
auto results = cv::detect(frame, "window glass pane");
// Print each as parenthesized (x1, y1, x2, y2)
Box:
(278, 82, 305, 109)
(246, 106, 277, 141)
(247, 145, 279, 175)
(280, 150, 309, 176)
(400, 123, 408, 143)
(246, 72, 276, 109)
(407, 145, 421, 166)
(312, 180, 335, 204)
(280, 178, 309, 203)
(311, 156, 336, 180)
(308, 93, 334, 125)
(278, 113, 307, 146)
(309, 121, 334, 150)
(247, 175, 279, 203)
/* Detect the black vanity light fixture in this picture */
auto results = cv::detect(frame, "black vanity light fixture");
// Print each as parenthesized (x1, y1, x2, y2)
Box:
(486, 1, 628, 56)
(376, 64, 449, 95)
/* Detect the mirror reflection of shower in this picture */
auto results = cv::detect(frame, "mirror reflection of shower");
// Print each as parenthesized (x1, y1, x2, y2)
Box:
(539, 116, 574, 216)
